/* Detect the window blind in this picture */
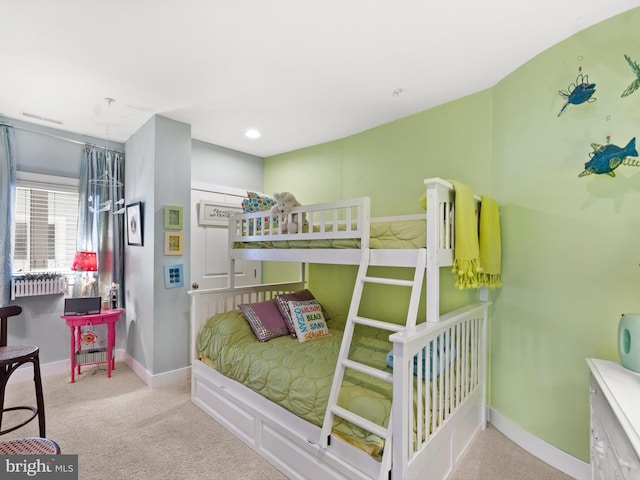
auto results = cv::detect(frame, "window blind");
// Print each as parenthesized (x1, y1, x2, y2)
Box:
(13, 176, 79, 273)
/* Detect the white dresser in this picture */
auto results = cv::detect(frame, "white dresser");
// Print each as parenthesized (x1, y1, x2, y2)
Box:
(587, 358, 640, 480)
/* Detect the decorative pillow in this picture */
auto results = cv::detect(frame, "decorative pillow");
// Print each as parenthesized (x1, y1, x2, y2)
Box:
(274, 289, 331, 338)
(386, 338, 456, 379)
(238, 299, 290, 342)
(418, 192, 427, 211)
(241, 192, 277, 232)
(287, 299, 330, 343)
(241, 192, 276, 213)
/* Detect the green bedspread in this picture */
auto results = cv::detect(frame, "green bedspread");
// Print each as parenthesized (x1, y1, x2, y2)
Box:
(196, 311, 394, 457)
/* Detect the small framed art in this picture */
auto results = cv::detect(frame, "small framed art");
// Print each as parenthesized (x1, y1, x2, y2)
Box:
(126, 202, 144, 246)
(164, 205, 183, 230)
(163, 264, 184, 288)
(164, 231, 184, 255)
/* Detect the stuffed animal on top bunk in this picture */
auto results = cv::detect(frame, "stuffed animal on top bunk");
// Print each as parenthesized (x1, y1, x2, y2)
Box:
(271, 192, 302, 233)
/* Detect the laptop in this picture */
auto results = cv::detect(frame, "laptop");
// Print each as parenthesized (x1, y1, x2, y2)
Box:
(64, 297, 102, 316)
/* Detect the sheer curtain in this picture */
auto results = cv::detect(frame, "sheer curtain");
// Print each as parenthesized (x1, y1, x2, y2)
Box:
(0, 126, 16, 307)
(76, 145, 125, 305)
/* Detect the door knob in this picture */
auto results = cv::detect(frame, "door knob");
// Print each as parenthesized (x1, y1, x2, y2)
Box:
(191, 282, 199, 289)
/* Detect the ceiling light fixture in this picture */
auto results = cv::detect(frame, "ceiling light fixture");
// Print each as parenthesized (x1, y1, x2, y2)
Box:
(245, 128, 261, 139)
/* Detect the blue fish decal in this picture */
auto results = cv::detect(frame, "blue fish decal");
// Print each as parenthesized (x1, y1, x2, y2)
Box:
(621, 54, 640, 98)
(558, 73, 596, 117)
(579, 137, 638, 178)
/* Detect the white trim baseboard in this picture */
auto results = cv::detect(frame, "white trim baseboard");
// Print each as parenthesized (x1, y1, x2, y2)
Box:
(7, 349, 190, 389)
(119, 350, 190, 388)
(488, 408, 590, 480)
(7, 358, 68, 384)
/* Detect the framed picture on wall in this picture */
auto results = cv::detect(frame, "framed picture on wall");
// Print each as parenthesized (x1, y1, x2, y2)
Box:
(198, 201, 241, 226)
(164, 205, 183, 230)
(164, 231, 184, 255)
(163, 263, 184, 288)
(126, 202, 144, 246)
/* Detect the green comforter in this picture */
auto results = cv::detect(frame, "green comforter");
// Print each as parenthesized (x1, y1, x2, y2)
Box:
(196, 311, 394, 457)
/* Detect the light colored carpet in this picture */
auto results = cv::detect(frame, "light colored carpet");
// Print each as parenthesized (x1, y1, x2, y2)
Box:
(449, 424, 573, 480)
(2, 363, 286, 480)
(2, 363, 574, 480)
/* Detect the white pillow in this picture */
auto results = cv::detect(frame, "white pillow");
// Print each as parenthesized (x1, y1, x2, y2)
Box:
(287, 299, 331, 343)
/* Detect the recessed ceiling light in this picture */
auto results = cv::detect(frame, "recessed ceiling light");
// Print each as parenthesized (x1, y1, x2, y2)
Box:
(245, 129, 261, 139)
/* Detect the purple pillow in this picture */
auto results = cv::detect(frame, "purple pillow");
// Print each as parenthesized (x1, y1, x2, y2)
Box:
(238, 299, 290, 342)
(274, 289, 331, 338)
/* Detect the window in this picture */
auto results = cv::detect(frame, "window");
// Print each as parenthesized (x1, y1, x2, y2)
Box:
(13, 172, 79, 273)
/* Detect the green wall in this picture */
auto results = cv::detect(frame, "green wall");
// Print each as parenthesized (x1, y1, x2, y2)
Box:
(265, 90, 493, 319)
(491, 8, 640, 461)
(265, 92, 494, 214)
(265, 7, 640, 463)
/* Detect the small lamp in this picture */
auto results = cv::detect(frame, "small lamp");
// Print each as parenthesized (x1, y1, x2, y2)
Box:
(72, 251, 98, 297)
(71, 251, 98, 272)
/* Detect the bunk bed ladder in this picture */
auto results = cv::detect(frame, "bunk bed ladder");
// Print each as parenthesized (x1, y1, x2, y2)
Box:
(320, 247, 426, 480)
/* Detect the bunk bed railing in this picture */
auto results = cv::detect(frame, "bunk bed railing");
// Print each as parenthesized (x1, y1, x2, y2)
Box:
(424, 178, 481, 323)
(188, 281, 305, 362)
(227, 179, 483, 323)
(229, 196, 371, 246)
(390, 301, 489, 479)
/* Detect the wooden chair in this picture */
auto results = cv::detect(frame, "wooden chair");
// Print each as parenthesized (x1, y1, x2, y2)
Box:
(0, 305, 46, 437)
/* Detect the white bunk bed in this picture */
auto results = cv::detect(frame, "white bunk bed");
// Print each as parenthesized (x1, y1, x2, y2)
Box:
(189, 178, 492, 480)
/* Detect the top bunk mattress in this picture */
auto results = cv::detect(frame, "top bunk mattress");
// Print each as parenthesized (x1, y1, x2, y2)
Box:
(233, 218, 426, 250)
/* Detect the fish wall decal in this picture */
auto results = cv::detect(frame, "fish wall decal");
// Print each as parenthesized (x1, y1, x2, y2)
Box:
(558, 73, 596, 117)
(578, 137, 639, 177)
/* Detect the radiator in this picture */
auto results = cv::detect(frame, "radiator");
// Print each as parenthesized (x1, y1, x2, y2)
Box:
(11, 276, 69, 300)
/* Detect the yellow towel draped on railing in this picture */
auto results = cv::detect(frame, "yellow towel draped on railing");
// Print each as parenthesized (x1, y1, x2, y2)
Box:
(448, 180, 481, 289)
(478, 195, 502, 288)
(448, 180, 501, 289)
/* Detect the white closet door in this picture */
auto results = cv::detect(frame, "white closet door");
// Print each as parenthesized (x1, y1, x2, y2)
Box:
(190, 185, 260, 290)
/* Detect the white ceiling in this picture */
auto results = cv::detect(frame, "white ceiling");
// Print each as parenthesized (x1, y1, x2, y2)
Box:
(1, 1, 639, 158)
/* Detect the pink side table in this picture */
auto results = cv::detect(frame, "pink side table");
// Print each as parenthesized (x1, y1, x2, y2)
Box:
(61, 308, 124, 383)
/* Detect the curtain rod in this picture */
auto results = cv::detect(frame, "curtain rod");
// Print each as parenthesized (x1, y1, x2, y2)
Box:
(0, 121, 125, 154)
